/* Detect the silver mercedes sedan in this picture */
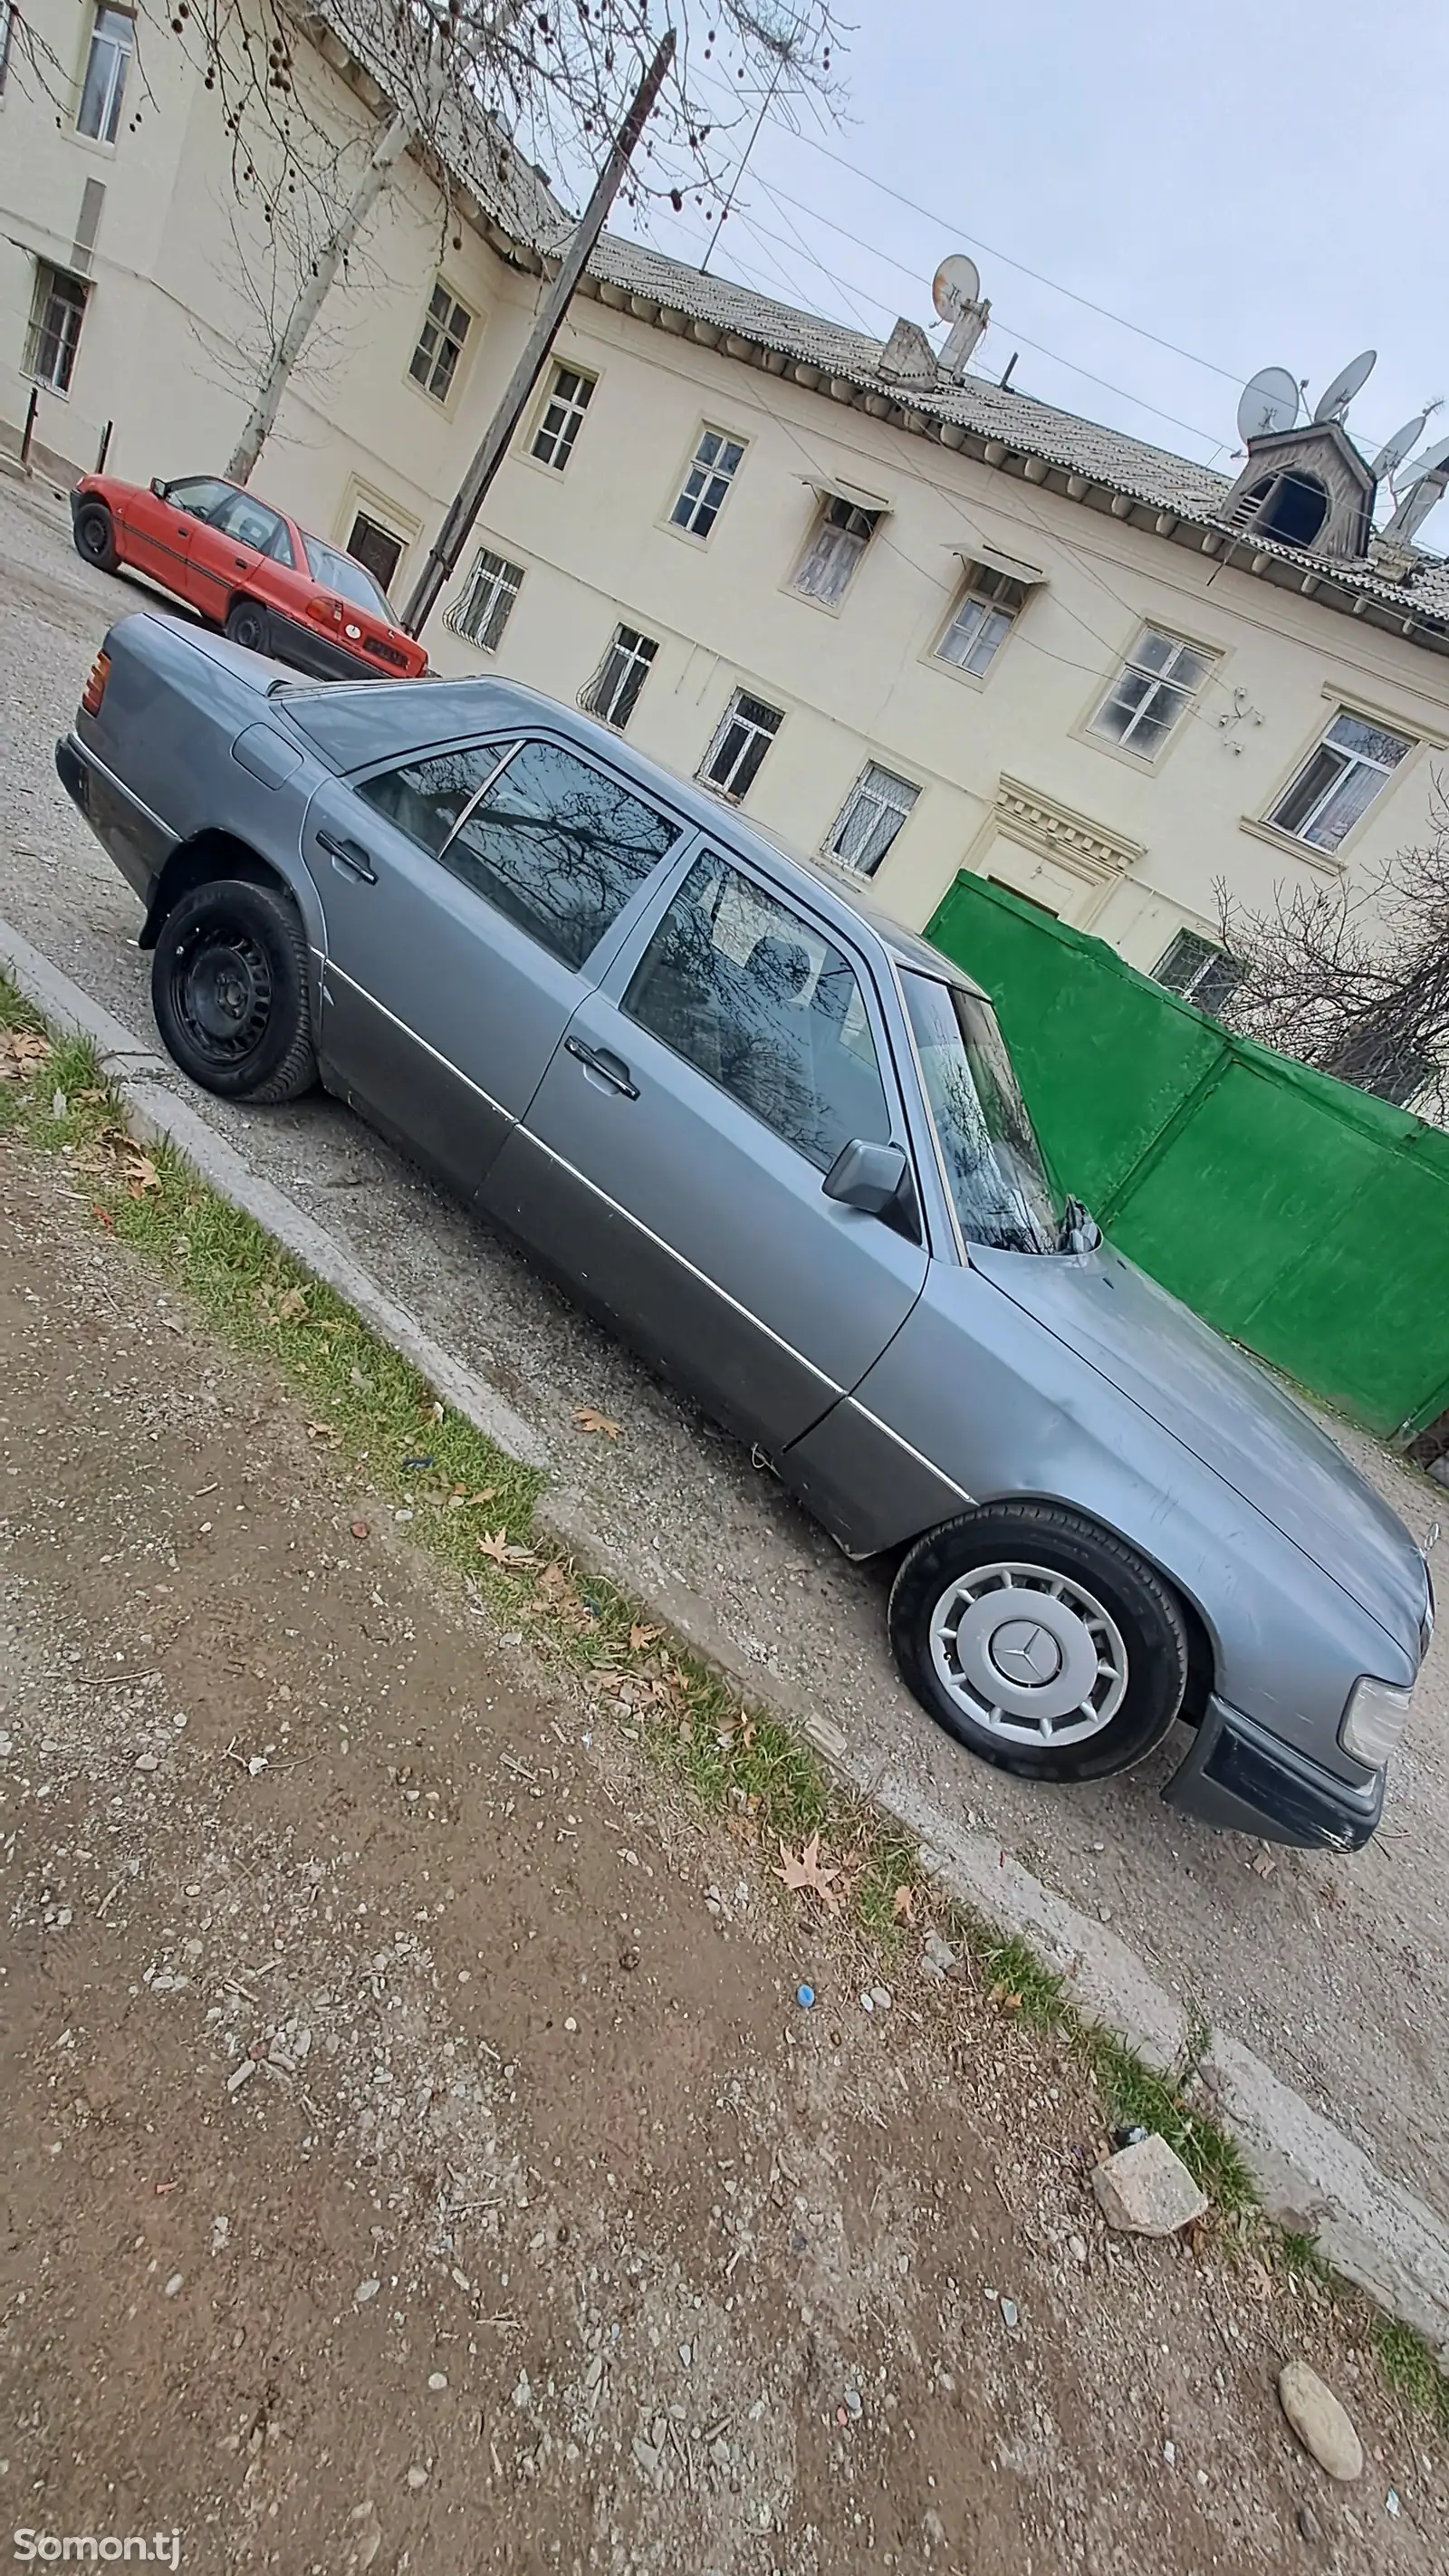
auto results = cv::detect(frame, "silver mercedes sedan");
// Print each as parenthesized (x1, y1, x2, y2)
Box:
(57, 612, 1433, 1849)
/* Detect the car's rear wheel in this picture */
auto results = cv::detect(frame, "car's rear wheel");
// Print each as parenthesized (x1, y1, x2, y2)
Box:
(151, 879, 317, 1104)
(225, 597, 272, 655)
(888, 1502, 1188, 1783)
(73, 502, 117, 572)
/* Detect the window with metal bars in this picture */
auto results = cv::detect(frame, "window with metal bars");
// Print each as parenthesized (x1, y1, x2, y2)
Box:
(1152, 930, 1244, 1016)
(1089, 627, 1214, 758)
(531, 363, 595, 470)
(445, 548, 524, 653)
(825, 763, 919, 877)
(581, 624, 657, 731)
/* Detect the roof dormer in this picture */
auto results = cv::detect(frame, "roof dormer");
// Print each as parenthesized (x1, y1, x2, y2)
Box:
(1220, 421, 1375, 561)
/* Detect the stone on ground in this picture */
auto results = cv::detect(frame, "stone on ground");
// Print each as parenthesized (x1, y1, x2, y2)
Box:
(1091, 2132, 1209, 2236)
(1277, 2358, 1363, 2482)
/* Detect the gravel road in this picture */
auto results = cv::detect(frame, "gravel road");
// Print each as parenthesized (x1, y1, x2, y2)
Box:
(3, 466, 1446, 2234)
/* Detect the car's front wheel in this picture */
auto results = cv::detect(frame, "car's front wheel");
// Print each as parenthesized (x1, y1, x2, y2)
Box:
(151, 879, 317, 1104)
(225, 597, 272, 655)
(73, 501, 118, 572)
(888, 1502, 1188, 1783)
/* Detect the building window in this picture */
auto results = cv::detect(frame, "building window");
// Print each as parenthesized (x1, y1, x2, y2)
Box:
(1267, 712, 1413, 854)
(826, 763, 919, 877)
(790, 495, 879, 609)
(1153, 930, 1243, 1016)
(670, 427, 745, 540)
(699, 689, 782, 802)
(76, 5, 132, 143)
(935, 564, 1026, 677)
(1089, 627, 1214, 759)
(409, 282, 471, 404)
(346, 511, 406, 599)
(445, 547, 523, 653)
(581, 624, 657, 731)
(531, 363, 595, 471)
(24, 264, 88, 394)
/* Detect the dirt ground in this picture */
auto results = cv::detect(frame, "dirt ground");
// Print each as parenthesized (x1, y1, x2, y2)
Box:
(1, 1133, 1444, 2572)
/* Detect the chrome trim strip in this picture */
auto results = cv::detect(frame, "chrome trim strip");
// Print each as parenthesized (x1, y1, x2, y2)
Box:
(846, 1397, 974, 1501)
(435, 741, 523, 863)
(513, 1125, 843, 1392)
(320, 960, 510, 1118)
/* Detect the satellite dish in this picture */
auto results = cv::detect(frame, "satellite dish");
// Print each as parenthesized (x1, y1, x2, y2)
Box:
(1400, 431, 1449, 488)
(1236, 366, 1300, 444)
(1370, 414, 1431, 483)
(933, 255, 983, 325)
(1312, 349, 1377, 425)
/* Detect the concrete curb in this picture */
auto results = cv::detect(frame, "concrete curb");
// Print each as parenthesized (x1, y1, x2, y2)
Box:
(5, 915, 1449, 2366)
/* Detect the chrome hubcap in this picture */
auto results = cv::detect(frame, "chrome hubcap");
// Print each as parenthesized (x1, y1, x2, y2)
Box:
(927, 1560, 1128, 1748)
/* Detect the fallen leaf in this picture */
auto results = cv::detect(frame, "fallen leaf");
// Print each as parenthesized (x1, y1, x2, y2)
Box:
(891, 1884, 915, 1924)
(572, 1406, 620, 1438)
(988, 1981, 1023, 2013)
(276, 1284, 309, 1322)
(774, 1832, 841, 1914)
(0, 1029, 50, 1077)
(305, 1421, 339, 1444)
(629, 1622, 663, 1654)
(476, 1528, 539, 1567)
(122, 1147, 161, 1198)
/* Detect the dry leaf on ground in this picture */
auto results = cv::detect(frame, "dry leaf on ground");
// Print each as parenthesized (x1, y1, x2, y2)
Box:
(0, 1029, 51, 1077)
(305, 1421, 339, 1444)
(629, 1622, 663, 1654)
(774, 1832, 842, 1914)
(892, 1884, 915, 1924)
(276, 1284, 309, 1322)
(476, 1528, 539, 1567)
(572, 1406, 619, 1438)
(122, 1147, 161, 1199)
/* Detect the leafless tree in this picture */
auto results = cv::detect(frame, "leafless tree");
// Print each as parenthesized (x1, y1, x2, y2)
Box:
(1218, 770, 1449, 1119)
(106, 0, 846, 481)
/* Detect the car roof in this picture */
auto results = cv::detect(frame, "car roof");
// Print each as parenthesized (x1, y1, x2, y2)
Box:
(273, 671, 988, 997)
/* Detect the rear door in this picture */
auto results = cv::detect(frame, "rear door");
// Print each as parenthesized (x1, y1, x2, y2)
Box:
(302, 734, 686, 1197)
(483, 846, 928, 1450)
(186, 488, 295, 624)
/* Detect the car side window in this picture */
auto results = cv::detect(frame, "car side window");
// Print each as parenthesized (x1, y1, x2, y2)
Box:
(164, 477, 235, 526)
(359, 740, 680, 971)
(214, 491, 294, 564)
(623, 851, 894, 1171)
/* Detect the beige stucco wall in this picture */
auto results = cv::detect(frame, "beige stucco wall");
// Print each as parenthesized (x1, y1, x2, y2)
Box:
(3, 1, 1446, 971)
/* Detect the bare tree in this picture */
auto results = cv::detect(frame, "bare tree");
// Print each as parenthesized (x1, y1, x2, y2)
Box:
(1219, 771, 1449, 1118)
(111, 0, 846, 484)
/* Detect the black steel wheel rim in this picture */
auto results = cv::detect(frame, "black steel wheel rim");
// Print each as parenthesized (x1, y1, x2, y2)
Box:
(79, 513, 108, 558)
(231, 610, 265, 648)
(172, 924, 273, 1067)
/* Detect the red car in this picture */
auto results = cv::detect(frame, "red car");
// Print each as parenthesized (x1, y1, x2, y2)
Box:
(69, 472, 429, 681)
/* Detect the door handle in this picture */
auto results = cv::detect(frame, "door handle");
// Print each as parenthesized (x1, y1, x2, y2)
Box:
(564, 1034, 638, 1100)
(316, 827, 377, 884)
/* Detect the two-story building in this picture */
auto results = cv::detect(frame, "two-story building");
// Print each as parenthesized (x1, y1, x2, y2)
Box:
(4, 0, 1447, 1022)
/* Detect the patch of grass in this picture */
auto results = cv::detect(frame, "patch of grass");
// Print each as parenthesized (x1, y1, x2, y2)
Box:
(5, 974, 1449, 2442)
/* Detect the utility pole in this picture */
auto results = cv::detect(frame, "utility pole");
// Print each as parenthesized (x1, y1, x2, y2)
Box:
(400, 28, 675, 639)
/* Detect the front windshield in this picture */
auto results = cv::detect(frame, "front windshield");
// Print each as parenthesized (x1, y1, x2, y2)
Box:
(302, 534, 395, 620)
(900, 970, 1062, 1254)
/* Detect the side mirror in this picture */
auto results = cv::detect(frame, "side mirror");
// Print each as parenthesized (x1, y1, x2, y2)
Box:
(823, 1138, 909, 1218)
(149, 476, 168, 499)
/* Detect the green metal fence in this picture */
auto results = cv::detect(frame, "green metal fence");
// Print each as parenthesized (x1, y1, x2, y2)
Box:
(926, 872, 1449, 1443)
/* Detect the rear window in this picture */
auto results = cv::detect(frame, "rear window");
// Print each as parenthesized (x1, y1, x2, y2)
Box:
(302, 534, 394, 619)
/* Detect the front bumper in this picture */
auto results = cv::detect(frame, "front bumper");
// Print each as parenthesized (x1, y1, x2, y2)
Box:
(1163, 1694, 1384, 1850)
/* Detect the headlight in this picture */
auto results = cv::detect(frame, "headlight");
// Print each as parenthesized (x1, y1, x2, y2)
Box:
(1341, 1676, 1415, 1768)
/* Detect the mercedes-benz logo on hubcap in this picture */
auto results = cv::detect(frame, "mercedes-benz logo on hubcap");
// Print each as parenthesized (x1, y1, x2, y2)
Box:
(991, 1619, 1063, 1687)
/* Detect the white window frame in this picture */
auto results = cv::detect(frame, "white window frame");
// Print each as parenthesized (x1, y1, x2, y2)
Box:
(531, 362, 595, 471)
(825, 763, 919, 877)
(76, 5, 132, 143)
(1265, 711, 1413, 855)
(581, 623, 657, 731)
(1152, 930, 1243, 1015)
(24, 263, 88, 394)
(934, 563, 1026, 678)
(669, 426, 746, 541)
(444, 547, 524, 654)
(408, 280, 473, 407)
(1088, 626, 1214, 761)
(789, 495, 879, 610)
(698, 688, 782, 802)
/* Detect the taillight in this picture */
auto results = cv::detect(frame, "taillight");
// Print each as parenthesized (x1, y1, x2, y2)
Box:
(82, 650, 110, 716)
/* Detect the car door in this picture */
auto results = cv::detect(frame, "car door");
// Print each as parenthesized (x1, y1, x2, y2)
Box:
(114, 474, 233, 597)
(186, 487, 293, 624)
(482, 845, 929, 1451)
(302, 733, 686, 1197)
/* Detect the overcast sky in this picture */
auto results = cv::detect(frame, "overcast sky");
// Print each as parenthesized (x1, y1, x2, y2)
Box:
(620, 0, 1448, 543)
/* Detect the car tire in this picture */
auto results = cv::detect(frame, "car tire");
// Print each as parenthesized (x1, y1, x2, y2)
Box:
(73, 502, 118, 573)
(888, 1501, 1188, 1784)
(151, 879, 318, 1105)
(225, 597, 273, 655)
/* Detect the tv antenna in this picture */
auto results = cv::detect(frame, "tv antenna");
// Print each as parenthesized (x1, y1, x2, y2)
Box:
(932, 254, 991, 377)
(1235, 366, 1300, 445)
(1312, 349, 1377, 426)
